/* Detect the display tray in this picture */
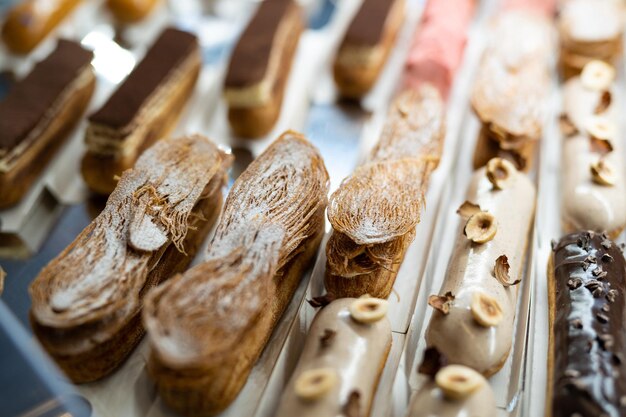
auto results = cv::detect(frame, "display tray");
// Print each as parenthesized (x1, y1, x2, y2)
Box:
(2, 1, 625, 417)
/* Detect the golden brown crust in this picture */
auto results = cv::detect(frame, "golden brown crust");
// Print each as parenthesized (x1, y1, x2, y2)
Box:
(226, 4, 304, 139)
(106, 0, 159, 22)
(0, 69, 95, 208)
(143, 131, 330, 416)
(333, 0, 405, 99)
(29, 135, 231, 383)
(324, 86, 444, 298)
(1, 0, 82, 54)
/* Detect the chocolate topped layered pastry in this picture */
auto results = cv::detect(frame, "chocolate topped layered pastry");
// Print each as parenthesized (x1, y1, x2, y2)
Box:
(548, 232, 626, 417)
(406, 349, 496, 417)
(471, 11, 553, 171)
(274, 297, 392, 417)
(425, 158, 536, 376)
(143, 131, 329, 416)
(82, 27, 200, 195)
(0, 40, 95, 208)
(1, 0, 82, 54)
(324, 85, 445, 299)
(224, 0, 304, 138)
(558, 0, 625, 78)
(560, 60, 626, 238)
(333, 0, 405, 99)
(30, 135, 231, 383)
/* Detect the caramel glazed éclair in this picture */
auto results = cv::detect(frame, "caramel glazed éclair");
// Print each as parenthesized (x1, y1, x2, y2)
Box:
(548, 232, 626, 417)
(559, 60, 626, 238)
(425, 158, 536, 376)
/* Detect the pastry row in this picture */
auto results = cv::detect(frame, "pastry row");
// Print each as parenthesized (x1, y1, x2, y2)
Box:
(0, 0, 411, 208)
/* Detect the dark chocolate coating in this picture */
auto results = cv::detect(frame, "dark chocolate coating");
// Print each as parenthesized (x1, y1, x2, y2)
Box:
(0, 40, 93, 151)
(89, 27, 198, 130)
(343, 0, 396, 47)
(224, 0, 294, 88)
(551, 231, 626, 417)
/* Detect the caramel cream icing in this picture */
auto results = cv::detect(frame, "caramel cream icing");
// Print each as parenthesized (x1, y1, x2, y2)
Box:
(274, 298, 392, 417)
(425, 164, 536, 375)
(560, 77, 626, 235)
(405, 380, 496, 417)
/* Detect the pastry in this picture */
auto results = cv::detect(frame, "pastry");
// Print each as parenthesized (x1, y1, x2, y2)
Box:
(547, 232, 626, 417)
(425, 158, 536, 376)
(29, 135, 231, 383)
(406, 349, 496, 417)
(223, 0, 304, 138)
(503, 0, 556, 15)
(403, 0, 477, 99)
(82, 27, 200, 195)
(558, 0, 625, 78)
(0, 40, 94, 208)
(559, 60, 626, 238)
(143, 131, 329, 416)
(274, 297, 392, 417)
(325, 85, 445, 299)
(1, 0, 82, 54)
(333, 0, 405, 99)
(106, 0, 159, 22)
(471, 11, 553, 171)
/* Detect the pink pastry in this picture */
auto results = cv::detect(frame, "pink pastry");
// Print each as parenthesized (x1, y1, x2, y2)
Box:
(403, 0, 477, 99)
(502, 0, 556, 17)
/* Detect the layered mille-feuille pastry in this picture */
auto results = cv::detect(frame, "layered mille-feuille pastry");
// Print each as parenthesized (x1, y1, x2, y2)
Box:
(558, 0, 625, 78)
(406, 348, 496, 417)
(29, 135, 231, 383)
(559, 60, 626, 238)
(1, 0, 82, 54)
(106, 0, 159, 22)
(426, 158, 536, 376)
(83, 27, 200, 195)
(224, 0, 304, 138)
(325, 85, 445, 299)
(274, 297, 392, 417)
(548, 232, 626, 417)
(333, 0, 405, 99)
(0, 40, 94, 208)
(471, 10, 553, 171)
(143, 131, 329, 416)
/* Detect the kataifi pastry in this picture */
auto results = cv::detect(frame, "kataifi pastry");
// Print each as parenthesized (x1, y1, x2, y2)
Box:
(558, 0, 625, 78)
(224, 0, 304, 138)
(547, 232, 626, 417)
(559, 60, 626, 238)
(1, 0, 82, 54)
(82, 27, 200, 195)
(274, 297, 392, 417)
(333, 0, 405, 99)
(0, 40, 94, 208)
(471, 10, 553, 171)
(325, 84, 444, 299)
(30, 134, 231, 383)
(143, 131, 329, 416)
(425, 158, 536, 376)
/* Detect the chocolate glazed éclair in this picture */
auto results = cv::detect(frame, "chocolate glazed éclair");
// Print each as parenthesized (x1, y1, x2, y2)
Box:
(548, 232, 626, 417)
(425, 158, 536, 376)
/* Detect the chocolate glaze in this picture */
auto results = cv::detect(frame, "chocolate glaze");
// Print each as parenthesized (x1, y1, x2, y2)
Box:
(551, 231, 626, 417)
(0, 40, 92, 151)
(343, 0, 396, 47)
(224, 0, 293, 88)
(89, 28, 197, 129)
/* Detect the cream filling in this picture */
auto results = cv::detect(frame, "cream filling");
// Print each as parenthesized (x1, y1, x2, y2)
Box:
(85, 49, 200, 157)
(0, 66, 93, 173)
(223, 5, 300, 108)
